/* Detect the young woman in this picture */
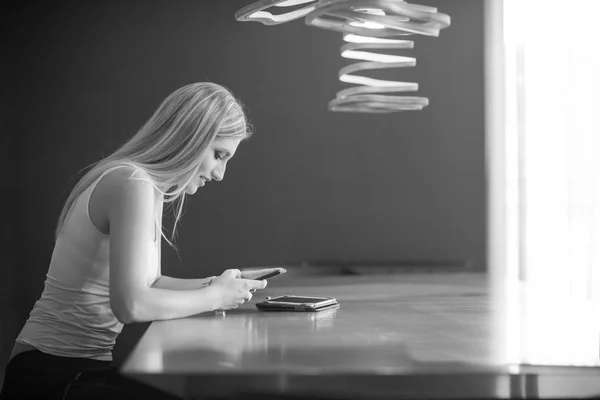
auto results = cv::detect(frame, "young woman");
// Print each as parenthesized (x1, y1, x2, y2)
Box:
(1, 82, 282, 399)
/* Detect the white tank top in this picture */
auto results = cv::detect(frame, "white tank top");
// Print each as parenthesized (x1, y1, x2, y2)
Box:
(13, 164, 161, 361)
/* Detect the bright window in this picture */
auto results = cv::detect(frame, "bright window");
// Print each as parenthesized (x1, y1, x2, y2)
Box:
(487, 0, 600, 367)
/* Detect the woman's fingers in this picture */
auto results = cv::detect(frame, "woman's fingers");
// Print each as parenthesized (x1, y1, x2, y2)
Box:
(226, 269, 242, 278)
(214, 270, 269, 309)
(243, 278, 267, 291)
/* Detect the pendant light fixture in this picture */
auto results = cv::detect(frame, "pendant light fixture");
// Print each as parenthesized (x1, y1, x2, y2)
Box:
(235, 0, 450, 113)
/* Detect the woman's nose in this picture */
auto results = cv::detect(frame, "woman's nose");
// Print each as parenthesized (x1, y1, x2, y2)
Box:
(212, 165, 225, 181)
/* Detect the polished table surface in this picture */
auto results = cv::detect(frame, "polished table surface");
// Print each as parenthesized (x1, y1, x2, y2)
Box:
(121, 272, 600, 399)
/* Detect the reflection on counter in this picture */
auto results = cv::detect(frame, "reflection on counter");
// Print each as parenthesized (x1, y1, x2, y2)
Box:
(135, 307, 341, 372)
(125, 273, 507, 376)
(122, 274, 600, 400)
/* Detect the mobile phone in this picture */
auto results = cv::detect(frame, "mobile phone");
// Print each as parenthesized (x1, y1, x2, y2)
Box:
(262, 295, 336, 307)
(255, 269, 283, 280)
(256, 295, 340, 312)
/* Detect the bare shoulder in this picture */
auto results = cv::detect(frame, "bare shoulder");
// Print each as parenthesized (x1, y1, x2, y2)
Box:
(106, 166, 156, 208)
(89, 165, 157, 234)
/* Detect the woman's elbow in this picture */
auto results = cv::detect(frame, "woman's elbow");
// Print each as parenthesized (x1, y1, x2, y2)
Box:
(110, 294, 145, 324)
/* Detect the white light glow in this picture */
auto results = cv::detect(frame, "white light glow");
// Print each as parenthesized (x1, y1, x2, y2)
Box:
(275, 0, 316, 6)
(354, 8, 386, 16)
(348, 8, 386, 29)
(340, 74, 407, 87)
(341, 50, 414, 63)
(343, 34, 411, 44)
(349, 20, 385, 30)
(249, 7, 315, 23)
(498, 0, 600, 367)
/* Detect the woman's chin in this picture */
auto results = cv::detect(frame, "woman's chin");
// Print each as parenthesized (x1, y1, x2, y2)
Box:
(185, 185, 198, 195)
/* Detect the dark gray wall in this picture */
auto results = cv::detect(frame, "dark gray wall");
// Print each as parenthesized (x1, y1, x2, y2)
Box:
(2, 0, 485, 379)
(2, 3, 22, 388)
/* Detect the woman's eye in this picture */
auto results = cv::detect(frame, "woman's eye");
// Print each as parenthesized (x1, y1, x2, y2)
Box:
(214, 151, 222, 160)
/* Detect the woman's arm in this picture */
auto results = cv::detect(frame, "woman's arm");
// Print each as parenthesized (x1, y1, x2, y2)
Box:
(122, 285, 220, 323)
(151, 275, 215, 290)
(123, 271, 264, 323)
(151, 267, 286, 291)
(106, 171, 265, 323)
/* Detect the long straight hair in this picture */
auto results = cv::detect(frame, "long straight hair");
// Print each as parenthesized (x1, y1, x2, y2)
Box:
(56, 82, 252, 250)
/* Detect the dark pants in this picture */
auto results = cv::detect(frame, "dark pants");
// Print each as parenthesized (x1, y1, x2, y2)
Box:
(0, 350, 179, 400)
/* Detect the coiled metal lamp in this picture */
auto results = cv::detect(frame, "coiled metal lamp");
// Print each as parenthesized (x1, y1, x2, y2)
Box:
(235, 0, 450, 113)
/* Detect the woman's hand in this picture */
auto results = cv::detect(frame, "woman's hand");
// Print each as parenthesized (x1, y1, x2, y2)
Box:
(210, 269, 267, 310)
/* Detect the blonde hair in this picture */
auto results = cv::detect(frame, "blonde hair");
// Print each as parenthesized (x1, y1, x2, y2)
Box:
(56, 82, 252, 250)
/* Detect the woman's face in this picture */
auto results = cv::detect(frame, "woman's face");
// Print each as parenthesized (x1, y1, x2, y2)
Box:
(184, 137, 242, 195)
